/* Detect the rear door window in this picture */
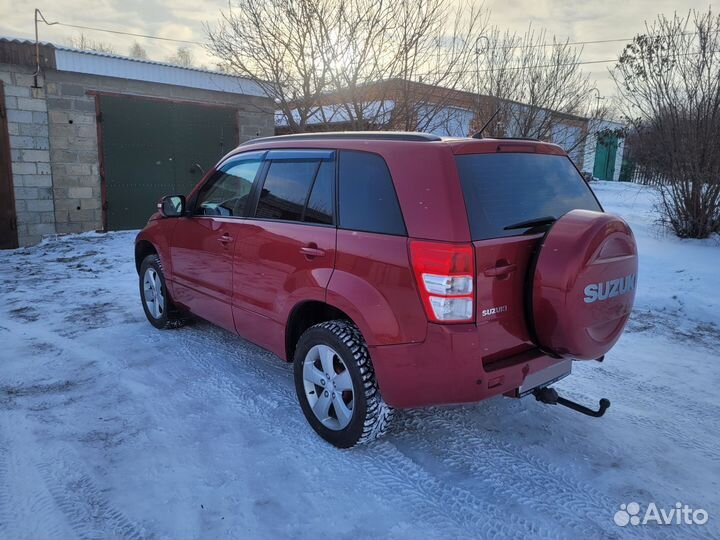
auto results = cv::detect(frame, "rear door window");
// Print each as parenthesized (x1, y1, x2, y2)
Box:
(255, 160, 319, 221)
(456, 153, 602, 240)
(338, 150, 406, 235)
(252, 150, 335, 224)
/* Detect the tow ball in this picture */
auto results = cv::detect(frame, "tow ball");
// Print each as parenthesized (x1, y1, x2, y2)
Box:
(533, 387, 611, 418)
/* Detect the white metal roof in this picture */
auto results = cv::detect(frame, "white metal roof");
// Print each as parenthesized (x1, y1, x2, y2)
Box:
(275, 101, 395, 126)
(53, 47, 267, 97)
(0, 36, 268, 98)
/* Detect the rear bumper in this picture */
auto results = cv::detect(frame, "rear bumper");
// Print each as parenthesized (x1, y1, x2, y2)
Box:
(369, 323, 566, 408)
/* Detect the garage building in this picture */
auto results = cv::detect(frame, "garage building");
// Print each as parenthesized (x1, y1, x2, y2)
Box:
(0, 37, 273, 248)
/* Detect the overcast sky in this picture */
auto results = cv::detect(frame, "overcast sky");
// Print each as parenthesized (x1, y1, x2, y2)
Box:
(1, 0, 716, 98)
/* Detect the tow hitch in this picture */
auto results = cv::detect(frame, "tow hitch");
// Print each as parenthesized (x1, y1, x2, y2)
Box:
(533, 387, 611, 418)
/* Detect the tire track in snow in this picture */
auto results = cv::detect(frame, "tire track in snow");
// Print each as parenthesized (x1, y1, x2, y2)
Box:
(37, 452, 150, 540)
(174, 324, 559, 539)
(0, 433, 72, 539)
(367, 441, 558, 539)
(0, 317, 151, 540)
(395, 405, 716, 540)
(570, 366, 720, 463)
(397, 410, 641, 540)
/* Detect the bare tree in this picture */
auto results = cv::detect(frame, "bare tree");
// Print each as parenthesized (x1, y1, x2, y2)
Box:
(129, 42, 148, 60)
(206, 0, 487, 133)
(66, 33, 116, 54)
(473, 25, 602, 160)
(166, 46, 195, 68)
(612, 9, 720, 238)
(207, 0, 332, 132)
(312, 0, 487, 131)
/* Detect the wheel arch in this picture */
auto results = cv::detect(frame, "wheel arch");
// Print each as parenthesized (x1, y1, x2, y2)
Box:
(285, 300, 355, 362)
(135, 240, 158, 274)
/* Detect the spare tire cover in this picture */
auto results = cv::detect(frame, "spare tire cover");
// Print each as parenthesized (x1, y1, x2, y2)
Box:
(530, 209, 638, 360)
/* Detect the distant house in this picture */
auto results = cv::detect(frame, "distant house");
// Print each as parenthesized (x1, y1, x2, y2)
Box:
(0, 37, 274, 248)
(276, 78, 625, 181)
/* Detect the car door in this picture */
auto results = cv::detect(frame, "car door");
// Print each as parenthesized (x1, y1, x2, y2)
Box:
(169, 151, 265, 332)
(231, 149, 337, 354)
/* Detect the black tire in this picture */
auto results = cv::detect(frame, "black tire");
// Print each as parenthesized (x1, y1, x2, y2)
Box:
(139, 254, 186, 330)
(293, 320, 393, 448)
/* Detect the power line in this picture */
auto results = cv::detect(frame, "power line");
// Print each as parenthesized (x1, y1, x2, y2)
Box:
(40, 15, 700, 51)
(471, 57, 618, 73)
(39, 17, 204, 46)
(38, 13, 717, 76)
(417, 49, 720, 77)
(491, 31, 699, 50)
(412, 57, 618, 78)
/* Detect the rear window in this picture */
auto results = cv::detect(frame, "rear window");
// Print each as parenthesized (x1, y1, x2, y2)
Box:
(456, 153, 601, 240)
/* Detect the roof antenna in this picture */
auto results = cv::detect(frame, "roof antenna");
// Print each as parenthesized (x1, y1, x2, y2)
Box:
(471, 108, 500, 139)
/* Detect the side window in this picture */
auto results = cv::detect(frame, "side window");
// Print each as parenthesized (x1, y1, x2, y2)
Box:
(338, 150, 406, 235)
(304, 161, 334, 225)
(254, 158, 334, 224)
(255, 160, 318, 221)
(194, 158, 263, 217)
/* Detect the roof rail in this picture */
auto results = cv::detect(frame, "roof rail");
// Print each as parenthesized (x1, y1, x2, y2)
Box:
(485, 136, 541, 142)
(240, 131, 442, 145)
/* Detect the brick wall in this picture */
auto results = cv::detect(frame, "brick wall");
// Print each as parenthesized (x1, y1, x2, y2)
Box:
(0, 63, 56, 246)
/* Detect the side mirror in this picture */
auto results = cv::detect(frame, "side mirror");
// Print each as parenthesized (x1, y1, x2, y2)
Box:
(158, 195, 186, 218)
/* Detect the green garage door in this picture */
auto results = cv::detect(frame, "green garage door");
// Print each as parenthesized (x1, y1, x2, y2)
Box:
(100, 95, 239, 230)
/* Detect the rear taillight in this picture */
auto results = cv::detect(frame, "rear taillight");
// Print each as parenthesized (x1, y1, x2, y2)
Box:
(409, 240, 475, 323)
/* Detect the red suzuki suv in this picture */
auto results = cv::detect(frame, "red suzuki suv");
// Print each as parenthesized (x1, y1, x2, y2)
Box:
(135, 132, 638, 447)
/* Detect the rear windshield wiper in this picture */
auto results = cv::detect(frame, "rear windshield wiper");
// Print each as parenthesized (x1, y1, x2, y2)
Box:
(504, 216, 557, 231)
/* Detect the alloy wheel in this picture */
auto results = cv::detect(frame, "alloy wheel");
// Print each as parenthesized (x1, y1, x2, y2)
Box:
(302, 344, 355, 430)
(143, 267, 165, 319)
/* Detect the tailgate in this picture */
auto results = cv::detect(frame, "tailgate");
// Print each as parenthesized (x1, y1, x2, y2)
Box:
(473, 235, 540, 365)
(455, 151, 603, 366)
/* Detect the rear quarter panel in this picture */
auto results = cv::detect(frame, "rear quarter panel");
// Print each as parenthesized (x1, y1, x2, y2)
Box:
(381, 144, 471, 242)
(326, 231, 427, 346)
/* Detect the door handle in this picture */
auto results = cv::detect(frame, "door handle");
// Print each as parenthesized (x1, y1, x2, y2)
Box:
(217, 233, 233, 244)
(484, 263, 517, 278)
(300, 246, 325, 258)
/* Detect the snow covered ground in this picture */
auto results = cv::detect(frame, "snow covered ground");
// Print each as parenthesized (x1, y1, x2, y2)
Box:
(0, 181, 718, 540)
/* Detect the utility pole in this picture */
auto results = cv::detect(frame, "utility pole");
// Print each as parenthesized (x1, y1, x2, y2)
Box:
(589, 87, 605, 117)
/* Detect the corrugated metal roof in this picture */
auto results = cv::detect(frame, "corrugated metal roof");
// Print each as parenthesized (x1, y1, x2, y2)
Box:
(1, 35, 268, 98)
(0, 36, 56, 68)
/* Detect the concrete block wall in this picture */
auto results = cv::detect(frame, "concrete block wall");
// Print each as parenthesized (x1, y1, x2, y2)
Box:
(44, 77, 103, 234)
(0, 63, 56, 246)
(239, 109, 275, 142)
(2, 62, 273, 246)
(45, 70, 274, 236)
